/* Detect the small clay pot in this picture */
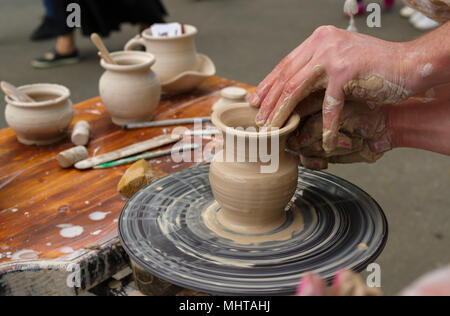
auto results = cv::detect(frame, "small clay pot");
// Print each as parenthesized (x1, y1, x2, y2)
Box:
(99, 51, 161, 126)
(125, 25, 199, 84)
(5, 84, 73, 145)
(209, 103, 300, 234)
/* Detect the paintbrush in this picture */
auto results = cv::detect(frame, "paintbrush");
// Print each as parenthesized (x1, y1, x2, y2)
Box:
(75, 134, 182, 170)
(123, 117, 211, 130)
(94, 143, 199, 169)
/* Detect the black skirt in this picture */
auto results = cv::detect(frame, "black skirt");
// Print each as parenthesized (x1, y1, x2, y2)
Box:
(51, 0, 167, 36)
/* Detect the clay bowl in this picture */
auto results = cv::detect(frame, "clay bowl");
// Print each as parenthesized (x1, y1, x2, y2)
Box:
(161, 54, 216, 93)
(4, 84, 73, 145)
(209, 103, 300, 234)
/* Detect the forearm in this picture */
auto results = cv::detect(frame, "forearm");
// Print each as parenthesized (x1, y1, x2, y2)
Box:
(404, 22, 450, 95)
(386, 100, 450, 155)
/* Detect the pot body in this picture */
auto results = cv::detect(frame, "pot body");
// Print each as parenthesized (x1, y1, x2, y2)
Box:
(99, 51, 161, 126)
(210, 147, 299, 234)
(5, 84, 73, 145)
(209, 103, 300, 234)
(124, 25, 199, 83)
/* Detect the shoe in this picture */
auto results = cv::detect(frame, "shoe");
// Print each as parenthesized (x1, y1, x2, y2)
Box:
(30, 16, 59, 41)
(410, 12, 425, 24)
(400, 6, 416, 18)
(31, 49, 80, 69)
(384, 0, 395, 10)
(413, 15, 440, 30)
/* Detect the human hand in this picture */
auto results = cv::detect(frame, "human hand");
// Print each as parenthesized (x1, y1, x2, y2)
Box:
(296, 270, 382, 296)
(296, 266, 450, 296)
(288, 95, 391, 170)
(249, 26, 415, 153)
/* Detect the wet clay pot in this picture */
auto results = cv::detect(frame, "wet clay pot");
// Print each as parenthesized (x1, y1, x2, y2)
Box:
(124, 25, 199, 84)
(5, 84, 73, 145)
(209, 103, 301, 234)
(99, 51, 161, 126)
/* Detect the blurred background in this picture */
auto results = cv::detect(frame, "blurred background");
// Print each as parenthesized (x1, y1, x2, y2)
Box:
(0, 0, 449, 295)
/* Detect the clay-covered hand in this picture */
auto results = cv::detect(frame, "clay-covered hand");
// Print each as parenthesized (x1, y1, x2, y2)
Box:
(296, 270, 382, 296)
(249, 26, 412, 153)
(288, 99, 391, 170)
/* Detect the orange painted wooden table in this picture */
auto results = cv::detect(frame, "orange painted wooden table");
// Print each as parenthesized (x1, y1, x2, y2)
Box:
(0, 77, 254, 295)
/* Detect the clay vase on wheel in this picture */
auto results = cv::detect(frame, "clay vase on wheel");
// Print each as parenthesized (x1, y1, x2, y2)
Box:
(209, 103, 301, 234)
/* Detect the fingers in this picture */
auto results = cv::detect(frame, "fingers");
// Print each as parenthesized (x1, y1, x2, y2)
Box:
(263, 64, 328, 128)
(249, 35, 316, 108)
(296, 112, 323, 148)
(368, 132, 392, 153)
(322, 84, 345, 152)
(255, 80, 286, 125)
(299, 155, 328, 170)
(329, 144, 383, 164)
(297, 91, 327, 117)
(296, 272, 328, 296)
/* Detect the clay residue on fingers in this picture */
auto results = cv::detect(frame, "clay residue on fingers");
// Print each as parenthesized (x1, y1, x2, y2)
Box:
(343, 75, 410, 105)
(267, 65, 328, 128)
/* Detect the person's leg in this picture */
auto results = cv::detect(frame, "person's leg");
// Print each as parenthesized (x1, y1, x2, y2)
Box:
(30, 0, 58, 41)
(32, 31, 80, 68)
(43, 0, 54, 17)
(32, 0, 80, 68)
(56, 33, 76, 55)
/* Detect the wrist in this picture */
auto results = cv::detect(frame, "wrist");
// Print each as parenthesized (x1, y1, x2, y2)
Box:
(402, 28, 450, 95)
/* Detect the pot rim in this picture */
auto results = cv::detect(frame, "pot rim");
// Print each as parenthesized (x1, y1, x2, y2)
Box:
(212, 103, 300, 138)
(141, 24, 197, 41)
(5, 83, 71, 108)
(100, 51, 156, 72)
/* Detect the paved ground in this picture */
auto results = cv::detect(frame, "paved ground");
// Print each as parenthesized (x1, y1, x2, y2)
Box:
(1, 0, 449, 295)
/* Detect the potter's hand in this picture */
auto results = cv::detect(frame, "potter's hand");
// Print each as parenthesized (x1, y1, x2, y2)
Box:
(289, 84, 450, 170)
(250, 23, 450, 153)
(288, 99, 389, 170)
(296, 270, 382, 296)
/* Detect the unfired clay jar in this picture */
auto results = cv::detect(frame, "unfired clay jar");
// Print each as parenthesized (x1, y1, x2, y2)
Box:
(5, 84, 73, 145)
(99, 51, 161, 126)
(209, 103, 301, 234)
(124, 25, 199, 84)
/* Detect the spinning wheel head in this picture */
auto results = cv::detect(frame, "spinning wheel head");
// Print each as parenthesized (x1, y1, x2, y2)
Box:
(119, 165, 388, 295)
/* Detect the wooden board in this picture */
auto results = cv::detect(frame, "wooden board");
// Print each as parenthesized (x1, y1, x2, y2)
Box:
(0, 76, 254, 295)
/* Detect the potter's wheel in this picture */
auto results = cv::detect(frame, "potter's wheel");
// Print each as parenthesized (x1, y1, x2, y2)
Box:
(119, 165, 388, 295)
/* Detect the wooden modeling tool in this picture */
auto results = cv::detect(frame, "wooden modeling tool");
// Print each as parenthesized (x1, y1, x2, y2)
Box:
(94, 143, 198, 169)
(75, 134, 182, 170)
(123, 117, 211, 130)
(90, 33, 116, 64)
(1, 81, 35, 102)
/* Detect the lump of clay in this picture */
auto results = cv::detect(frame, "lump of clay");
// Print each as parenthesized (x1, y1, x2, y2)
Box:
(117, 159, 167, 199)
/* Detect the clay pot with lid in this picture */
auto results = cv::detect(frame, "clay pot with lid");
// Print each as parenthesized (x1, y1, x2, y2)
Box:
(209, 103, 301, 234)
(99, 51, 161, 126)
(5, 84, 73, 145)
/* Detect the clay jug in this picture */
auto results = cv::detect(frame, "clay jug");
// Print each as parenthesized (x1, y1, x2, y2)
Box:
(124, 25, 199, 83)
(99, 51, 161, 126)
(209, 103, 301, 234)
(5, 84, 73, 145)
